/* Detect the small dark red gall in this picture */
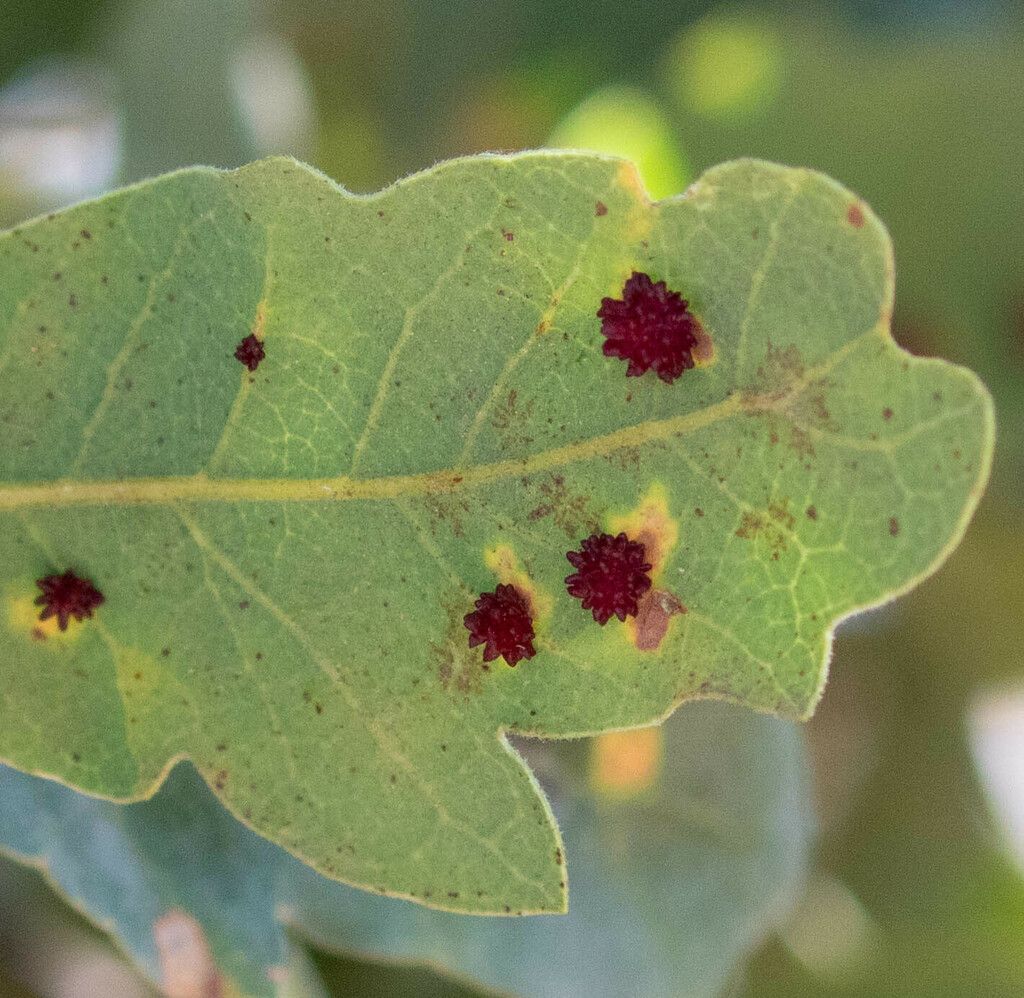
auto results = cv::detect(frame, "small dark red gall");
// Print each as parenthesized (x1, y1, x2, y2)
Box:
(234, 333, 265, 372)
(35, 570, 105, 631)
(565, 532, 652, 625)
(597, 271, 698, 383)
(464, 584, 536, 667)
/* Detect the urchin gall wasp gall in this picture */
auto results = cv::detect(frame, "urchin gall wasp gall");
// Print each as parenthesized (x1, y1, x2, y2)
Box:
(463, 584, 537, 667)
(234, 333, 265, 372)
(35, 570, 105, 630)
(565, 532, 652, 625)
(597, 271, 698, 383)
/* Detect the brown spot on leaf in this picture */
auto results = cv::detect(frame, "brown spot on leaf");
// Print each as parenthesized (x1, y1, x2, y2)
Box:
(846, 204, 864, 228)
(746, 341, 804, 408)
(632, 589, 686, 651)
(806, 505, 817, 520)
(435, 591, 492, 700)
(422, 494, 466, 538)
(690, 317, 715, 366)
(788, 425, 816, 461)
(526, 474, 598, 537)
(491, 388, 535, 452)
(882, 407, 893, 421)
(736, 512, 763, 539)
(735, 499, 794, 556)
(889, 517, 899, 536)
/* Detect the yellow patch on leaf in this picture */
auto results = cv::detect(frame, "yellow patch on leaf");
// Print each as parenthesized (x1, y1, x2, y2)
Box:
(606, 483, 678, 577)
(483, 543, 553, 623)
(590, 726, 664, 798)
(5, 583, 84, 644)
(607, 484, 686, 650)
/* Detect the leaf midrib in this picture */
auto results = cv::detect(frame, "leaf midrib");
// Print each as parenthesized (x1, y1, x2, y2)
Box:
(0, 327, 888, 510)
(2, 396, 747, 509)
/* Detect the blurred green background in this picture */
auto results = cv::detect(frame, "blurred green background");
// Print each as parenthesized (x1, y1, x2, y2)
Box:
(1, 0, 1022, 995)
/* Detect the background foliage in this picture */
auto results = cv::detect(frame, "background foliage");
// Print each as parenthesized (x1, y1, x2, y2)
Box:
(0, 0, 1021, 995)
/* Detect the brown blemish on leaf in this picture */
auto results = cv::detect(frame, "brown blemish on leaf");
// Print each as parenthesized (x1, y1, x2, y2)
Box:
(525, 473, 598, 537)
(595, 201, 608, 216)
(439, 581, 526, 697)
(889, 517, 899, 536)
(735, 512, 763, 539)
(806, 505, 817, 520)
(745, 341, 804, 408)
(883, 407, 893, 421)
(788, 425, 816, 460)
(735, 499, 794, 557)
(435, 645, 453, 690)
(491, 388, 535, 452)
(802, 391, 832, 425)
(631, 589, 686, 651)
(690, 316, 716, 366)
(154, 910, 221, 998)
(846, 203, 865, 228)
(422, 494, 466, 538)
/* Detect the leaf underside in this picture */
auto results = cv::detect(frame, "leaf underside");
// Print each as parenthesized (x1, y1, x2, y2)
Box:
(0, 152, 993, 913)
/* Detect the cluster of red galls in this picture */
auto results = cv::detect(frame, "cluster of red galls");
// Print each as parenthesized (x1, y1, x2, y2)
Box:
(464, 531, 653, 667)
(39, 271, 695, 654)
(465, 269, 697, 667)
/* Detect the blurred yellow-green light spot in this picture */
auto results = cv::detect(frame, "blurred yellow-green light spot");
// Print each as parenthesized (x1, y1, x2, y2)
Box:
(667, 13, 783, 120)
(546, 84, 690, 199)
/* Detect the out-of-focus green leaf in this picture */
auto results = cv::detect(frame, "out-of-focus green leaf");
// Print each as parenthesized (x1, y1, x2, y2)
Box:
(0, 153, 991, 912)
(107, 0, 259, 181)
(0, 701, 811, 998)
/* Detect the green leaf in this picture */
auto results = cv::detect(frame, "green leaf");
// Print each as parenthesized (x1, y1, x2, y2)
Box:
(0, 152, 992, 913)
(0, 701, 811, 998)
